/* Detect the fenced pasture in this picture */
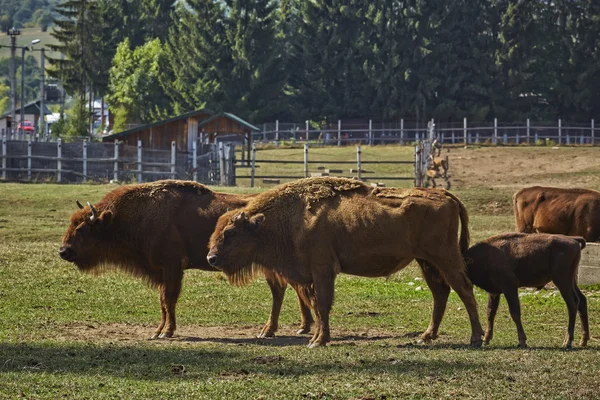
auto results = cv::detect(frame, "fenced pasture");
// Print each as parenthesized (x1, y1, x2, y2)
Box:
(1, 147, 600, 399)
(236, 145, 418, 188)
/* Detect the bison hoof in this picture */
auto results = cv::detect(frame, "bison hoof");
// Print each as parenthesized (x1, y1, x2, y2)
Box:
(419, 332, 436, 344)
(517, 342, 528, 349)
(158, 332, 173, 339)
(470, 339, 483, 348)
(307, 340, 326, 349)
(297, 327, 311, 335)
(580, 339, 588, 348)
(257, 331, 275, 339)
(150, 333, 161, 340)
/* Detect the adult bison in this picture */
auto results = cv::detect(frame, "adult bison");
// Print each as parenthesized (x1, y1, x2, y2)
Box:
(207, 177, 483, 347)
(513, 186, 600, 241)
(59, 180, 313, 339)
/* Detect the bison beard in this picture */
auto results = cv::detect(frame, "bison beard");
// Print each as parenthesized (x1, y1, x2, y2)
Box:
(208, 177, 484, 348)
(59, 180, 314, 339)
(513, 186, 600, 241)
(464, 232, 589, 348)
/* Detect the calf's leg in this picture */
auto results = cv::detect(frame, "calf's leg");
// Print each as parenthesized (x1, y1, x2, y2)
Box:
(259, 272, 287, 338)
(155, 267, 183, 339)
(503, 288, 527, 348)
(308, 270, 335, 348)
(418, 260, 450, 343)
(555, 281, 579, 348)
(483, 293, 501, 345)
(574, 285, 589, 347)
(290, 281, 315, 334)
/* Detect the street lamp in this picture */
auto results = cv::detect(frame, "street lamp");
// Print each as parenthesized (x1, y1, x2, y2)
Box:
(19, 39, 41, 134)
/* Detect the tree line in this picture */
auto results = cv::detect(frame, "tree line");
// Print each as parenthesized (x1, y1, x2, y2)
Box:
(41, 0, 600, 134)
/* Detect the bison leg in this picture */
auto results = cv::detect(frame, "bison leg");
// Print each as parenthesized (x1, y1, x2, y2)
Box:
(308, 272, 335, 348)
(574, 285, 589, 347)
(431, 256, 483, 347)
(151, 292, 168, 340)
(156, 268, 183, 339)
(555, 281, 579, 349)
(483, 293, 501, 345)
(259, 271, 287, 338)
(503, 288, 527, 348)
(418, 260, 450, 343)
(290, 281, 315, 335)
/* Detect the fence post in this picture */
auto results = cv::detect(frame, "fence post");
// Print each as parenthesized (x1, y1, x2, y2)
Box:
(468, 132, 472, 144)
(558, 119, 562, 144)
(451, 132, 455, 144)
(303, 143, 309, 178)
(113, 141, 119, 182)
(1, 134, 6, 180)
(516, 132, 520, 145)
(475, 132, 479, 144)
(82, 139, 87, 183)
(305, 120, 309, 144)
(494, 118, 498, 144)
(463, 117, 467, 144)
(337, 120, 341, 147)
(401, 119, 404, 144)
(57, 138, 62, 183)
(250, 142, 256, 188)
(368, 120, 373, 146)
(192, 140, 197, 182)
(526, 119, 530, 144)
(137, 140, 143, 183)
(275, 120, 279, 142)
(356, 145, 362, 180)
(27, 140, 32, 180)
(170, 141, 176, 180)
(219, 142, 225, 185)
(414, 143, 421, 187)
(591, 119, 595, 145)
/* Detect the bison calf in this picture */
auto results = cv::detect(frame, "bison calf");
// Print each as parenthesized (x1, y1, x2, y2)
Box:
(464, 232, 589, 348)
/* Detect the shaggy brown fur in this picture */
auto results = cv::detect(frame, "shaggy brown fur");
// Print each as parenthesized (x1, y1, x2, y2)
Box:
(513, 186, 600, 241)
(207, 177, 483, 348)
(464, 232, 589, 348)
(60, 180, 313, 339)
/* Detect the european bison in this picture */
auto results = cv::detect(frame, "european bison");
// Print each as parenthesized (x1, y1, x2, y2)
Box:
(513, 186, 600, 241)
(207, 177, 483, 347)
(464, 232, 589, 348)
(59, 180, 313, 339)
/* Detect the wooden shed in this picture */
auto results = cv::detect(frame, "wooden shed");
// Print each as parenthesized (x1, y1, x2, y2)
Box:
(102, 108, 214, 152)
(102, 110, 260, 159)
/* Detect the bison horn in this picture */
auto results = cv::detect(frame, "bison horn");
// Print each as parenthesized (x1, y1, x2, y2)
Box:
(76, 200, 84, 209)
(235, 212, 246, 221)
(87, 202, 98, 222)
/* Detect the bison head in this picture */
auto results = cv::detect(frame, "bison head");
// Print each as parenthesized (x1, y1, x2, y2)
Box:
(207, 210, 265, 284)
(59, 200, 113, 270)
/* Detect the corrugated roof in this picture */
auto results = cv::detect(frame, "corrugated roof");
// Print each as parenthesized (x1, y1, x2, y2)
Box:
(198, 112, 260, 132)
(102, 108, 214, 141)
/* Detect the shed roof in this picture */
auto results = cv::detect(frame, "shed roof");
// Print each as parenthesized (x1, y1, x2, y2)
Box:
(0, 100, 53, 119)
(198, 112, 260, 132)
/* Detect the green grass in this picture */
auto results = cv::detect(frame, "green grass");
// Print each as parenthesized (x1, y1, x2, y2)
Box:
(1, 163, 600, 398)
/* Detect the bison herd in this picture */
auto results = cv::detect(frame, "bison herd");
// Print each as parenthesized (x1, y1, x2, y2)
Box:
(59, 179, 594, 349)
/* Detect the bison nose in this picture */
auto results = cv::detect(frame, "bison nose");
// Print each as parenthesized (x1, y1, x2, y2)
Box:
(207, 254, 220, 268)
(59, 246, 74, 261)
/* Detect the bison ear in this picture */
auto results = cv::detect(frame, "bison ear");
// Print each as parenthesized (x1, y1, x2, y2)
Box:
(249, 213, 265, 229)
(99, 210, 113, 226)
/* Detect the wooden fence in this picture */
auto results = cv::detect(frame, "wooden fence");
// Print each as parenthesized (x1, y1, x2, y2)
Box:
(240, 143, 429, 188)
(255, 118, 598, 146)
(0, 137, 237, 185)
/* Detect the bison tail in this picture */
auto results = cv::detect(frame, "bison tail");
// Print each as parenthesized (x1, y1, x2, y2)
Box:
(574, 237, 587, 249)
(444, 191, 470, 253)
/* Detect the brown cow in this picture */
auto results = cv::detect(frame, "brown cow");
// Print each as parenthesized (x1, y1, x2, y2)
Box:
(513, 186, 600, 241)
(464, 232, 589, 348)
(59, 180, 313, 339)
(207, 177, 484, 348)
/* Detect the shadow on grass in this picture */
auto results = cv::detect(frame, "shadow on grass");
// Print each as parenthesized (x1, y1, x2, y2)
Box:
(173, 333, 397, 347)
(0, 341, 487, 380)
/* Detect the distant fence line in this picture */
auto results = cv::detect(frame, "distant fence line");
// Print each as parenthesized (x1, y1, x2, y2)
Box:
(255, 118, 598, 145)
(0, 137, 238, 185)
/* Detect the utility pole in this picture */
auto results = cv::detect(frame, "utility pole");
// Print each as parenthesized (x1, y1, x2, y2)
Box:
(39, 48, 45, 135)
(19, 39, 40, 134)
(7, 27, 21, 132)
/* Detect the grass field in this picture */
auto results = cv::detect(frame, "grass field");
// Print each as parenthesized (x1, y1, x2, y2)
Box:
(1, 146, 600, 399)
(0, 28, 58, 62)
